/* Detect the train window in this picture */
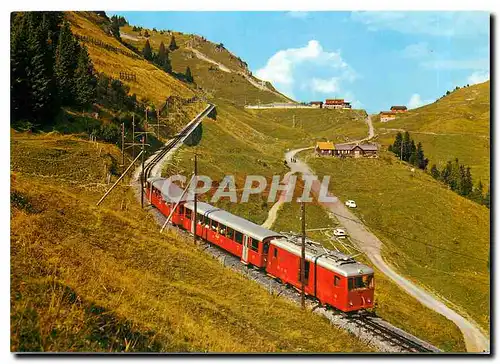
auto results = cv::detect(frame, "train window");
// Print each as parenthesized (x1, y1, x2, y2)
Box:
(211, 220, 218, 231)
(219, 224, 227, 235)
(226, 227, 234, 239)
(273, 247, 278, 258)
(263, 243, 269, 255)
(234, 231, 243, 244)
(334, 276, 341, 287)
(349, 275, 374, 290)
(197, 213, 203, 224)
(179, 205, 184, 215)
(348, 278, 353, 290)
(204, 215, 210, 226)
(250, 238, 259, 252)
(185, 208, 192, 219)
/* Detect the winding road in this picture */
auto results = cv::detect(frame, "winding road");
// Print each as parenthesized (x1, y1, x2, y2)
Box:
(264, 114, 489, 353)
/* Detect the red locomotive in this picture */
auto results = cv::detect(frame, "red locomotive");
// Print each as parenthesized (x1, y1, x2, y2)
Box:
(146, 177, 374, 312)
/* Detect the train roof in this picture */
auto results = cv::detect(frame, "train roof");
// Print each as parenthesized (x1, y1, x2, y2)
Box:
(271, 234, 374, 277)
(183, 201, 282, 242)
(147, 177, 193, 203)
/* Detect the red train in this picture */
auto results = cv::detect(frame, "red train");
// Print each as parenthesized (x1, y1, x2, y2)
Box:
(146, 177, 374, 312)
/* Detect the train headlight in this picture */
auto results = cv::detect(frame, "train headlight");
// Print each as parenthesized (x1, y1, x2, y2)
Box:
(367, 299, 371, 303)
(349, 301, 353, 306)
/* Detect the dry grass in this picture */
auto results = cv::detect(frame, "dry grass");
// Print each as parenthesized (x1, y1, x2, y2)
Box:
(10, 131, 372, 353)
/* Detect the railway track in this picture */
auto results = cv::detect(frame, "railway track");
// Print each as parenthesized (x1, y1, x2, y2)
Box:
(345, 313, 437, 353)
(143, 103, 215, 180)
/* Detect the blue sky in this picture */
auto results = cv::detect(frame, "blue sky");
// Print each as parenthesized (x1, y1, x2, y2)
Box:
(108, 11, 490, 113)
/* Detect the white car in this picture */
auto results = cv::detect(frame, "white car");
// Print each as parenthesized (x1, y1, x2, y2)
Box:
(333, 228, 347, 237)
(345, 200, 357, 208)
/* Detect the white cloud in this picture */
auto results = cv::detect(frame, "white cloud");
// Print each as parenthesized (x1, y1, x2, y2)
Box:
(467, 70, 490, 85)
(351, 11, 489, 37)
(255, 40, 357, 100)
(401, 42, 431, 59)
(310, 77, 340, 93)
(287, 11, 309, 19)
(407, 93, 433, 109)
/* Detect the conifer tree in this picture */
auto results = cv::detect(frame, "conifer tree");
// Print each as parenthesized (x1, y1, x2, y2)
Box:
(169, 35, 178, 51)
(392, 132, 403, 159)
(54, 21, 78, 105)
(11, 13, 31, 122)
(402, 132, 411, 161)
(26, 16, 52, 123)
(142, 39, 153, 61)
(74, 45, 96, 107)
(156, 41, 172, 73)
(185, 66, 194, 83)
(430, 164, 440, 179)
(110, 15, 121, 40)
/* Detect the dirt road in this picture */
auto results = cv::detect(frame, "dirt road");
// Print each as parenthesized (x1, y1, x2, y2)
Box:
(283, 147, 489, 353)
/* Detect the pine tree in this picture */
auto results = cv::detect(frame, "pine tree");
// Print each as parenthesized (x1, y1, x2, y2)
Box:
(74, 45, 96, 107)
(430, 164, 440, 179)
(26, 15, 52, 123)
(416, 142, 427, 169)
(156, 41, 172, 73)
(402, 131, 411, 161)
(185, 66, 194, 83)
(462, 167, 473, 196)
(484, 186, 490, 208)
(110, 15, 121, 40)
(142, 39, 153, 61)
(11, 13, 32, 122)
(169, 35, 178, 51)
(54, 21, 78, 105)
(392, 132, 403, 159)
(441, 161, 452, 185)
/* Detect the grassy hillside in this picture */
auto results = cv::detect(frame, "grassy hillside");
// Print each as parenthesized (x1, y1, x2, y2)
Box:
(374, 81, 490, 184)
(11, 131, 373, 353)
(301, 150, 490, 334)
(119, 24, 290, 106)
(67, 12, 195, 106)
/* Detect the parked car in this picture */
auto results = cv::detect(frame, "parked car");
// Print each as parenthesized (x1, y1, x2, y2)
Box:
(333, 228, 347, 237)
(345, 200, 357, 208)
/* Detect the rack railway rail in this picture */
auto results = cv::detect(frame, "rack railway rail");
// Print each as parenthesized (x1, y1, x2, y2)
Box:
(136, 102, 441, 353)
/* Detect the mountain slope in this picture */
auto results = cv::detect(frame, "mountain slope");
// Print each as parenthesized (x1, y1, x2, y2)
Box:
(375, 81, 490, 184)
(67, 12, 195, 106)
(118, 24, 292, 106)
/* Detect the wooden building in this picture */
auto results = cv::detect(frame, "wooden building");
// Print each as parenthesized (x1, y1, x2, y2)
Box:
(390, 106, 408, 113)
(334, 143, 378, 158)
(310, 101, 324, 108)
(315, 141, 335, 156)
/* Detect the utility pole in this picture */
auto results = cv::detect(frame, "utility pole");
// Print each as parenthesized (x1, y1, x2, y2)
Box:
(300, 200, 306, 309)
(121, 122, 125, 174)
(193, 152, 198, 244)
(141, 136, 145, 208)
(132, 115, 135, 159)
(156, 109, 160, 138)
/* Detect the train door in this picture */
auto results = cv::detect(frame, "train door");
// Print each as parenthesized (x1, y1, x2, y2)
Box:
(242, 235, 249, 264)
(262, 242, 270, 267)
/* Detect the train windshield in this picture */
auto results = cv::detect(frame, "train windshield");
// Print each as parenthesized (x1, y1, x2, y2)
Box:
(348, 275, 374, 290)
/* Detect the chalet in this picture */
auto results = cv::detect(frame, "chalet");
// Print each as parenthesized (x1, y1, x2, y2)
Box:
(310, 101, 324, 108)
(390, 106, 408, 113)
(324, 99, 345, 109)
(315, 141, 335, 156)
(333, 143, 378, 158)
(380, 111, 396, 122)
(343, 102, 352, 109)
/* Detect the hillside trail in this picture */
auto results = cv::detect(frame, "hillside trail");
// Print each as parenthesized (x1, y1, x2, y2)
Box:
(263, 112, 489, 353)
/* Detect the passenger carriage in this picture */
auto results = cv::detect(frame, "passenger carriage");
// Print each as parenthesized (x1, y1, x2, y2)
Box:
(146, 177, 192, 225)
(182, 201, 282, 267)
(267, 234, 374, 312)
